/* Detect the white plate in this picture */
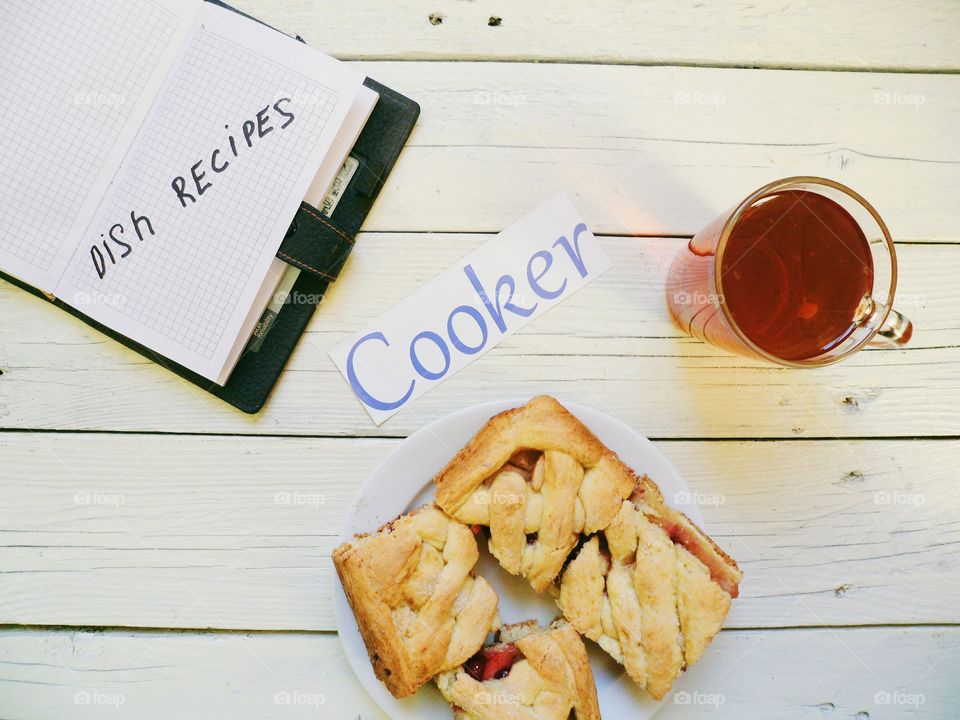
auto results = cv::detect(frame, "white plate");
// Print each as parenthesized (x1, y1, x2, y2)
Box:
(334, 398, 704, 720)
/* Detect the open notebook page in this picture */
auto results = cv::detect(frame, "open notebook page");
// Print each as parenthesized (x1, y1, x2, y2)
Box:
(0, 0, 201, 292)
(55, 2, 363, 383)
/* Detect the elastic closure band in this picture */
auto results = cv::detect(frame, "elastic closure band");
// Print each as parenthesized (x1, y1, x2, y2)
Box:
(276, 201, 357, 281)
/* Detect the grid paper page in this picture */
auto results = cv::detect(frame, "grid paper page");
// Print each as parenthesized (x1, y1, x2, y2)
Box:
(0, 0, 199, 292)
(57, 4, 362, 382)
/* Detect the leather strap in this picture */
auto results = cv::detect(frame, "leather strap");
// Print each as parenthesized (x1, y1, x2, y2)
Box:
(276, 202, 355, 281)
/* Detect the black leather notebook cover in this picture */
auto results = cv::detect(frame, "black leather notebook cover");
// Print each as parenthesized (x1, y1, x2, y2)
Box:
(1, 3, 419, 414)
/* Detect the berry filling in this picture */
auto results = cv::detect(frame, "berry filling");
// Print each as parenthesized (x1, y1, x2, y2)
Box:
(508, 448, 542, 471)
(648, 515, 739, 598)
(463, 643, 522, 682)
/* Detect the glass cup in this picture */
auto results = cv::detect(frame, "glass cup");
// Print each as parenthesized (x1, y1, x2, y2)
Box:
(666, 176, 912, 366)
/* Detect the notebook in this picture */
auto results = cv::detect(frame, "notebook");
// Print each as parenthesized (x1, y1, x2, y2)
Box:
(0, 0, 367, 385)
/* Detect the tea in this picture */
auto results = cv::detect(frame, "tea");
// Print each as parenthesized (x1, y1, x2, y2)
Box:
(719, 190, 874, 361)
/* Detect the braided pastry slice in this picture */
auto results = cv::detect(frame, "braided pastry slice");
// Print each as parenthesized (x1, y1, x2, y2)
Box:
(434, 395, 637, 592)
(558, 478, 742, 700)
(435, 619, 601, 720)
(333, 504, 500, 698)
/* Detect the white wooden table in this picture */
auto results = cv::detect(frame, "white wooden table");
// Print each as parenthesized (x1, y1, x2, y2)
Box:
(2, 2, 958, 717)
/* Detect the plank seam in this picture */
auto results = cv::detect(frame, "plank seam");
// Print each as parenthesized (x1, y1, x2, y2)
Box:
(340, 57, 960, 75)
(0, 622, 954, 635)
(2, 429, 960, 441)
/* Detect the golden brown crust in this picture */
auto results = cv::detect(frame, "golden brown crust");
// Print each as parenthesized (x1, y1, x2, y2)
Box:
(630, 476, 742, 598)
(676, 547, 732, 666)
(557, 492, 741, 700)
(341, 395, 742, 707)
(435, 620, 601, 720)
(433, 396, 637, 591)
(435, 396, 608, 512)
(333, 505, 500, 698)
(630, 512, 683, 700)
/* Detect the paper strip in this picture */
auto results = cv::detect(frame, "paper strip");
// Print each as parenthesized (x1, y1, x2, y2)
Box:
(329, 193, 611, 424)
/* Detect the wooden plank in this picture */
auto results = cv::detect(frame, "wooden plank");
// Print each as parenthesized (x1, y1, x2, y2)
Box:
(0, 626, 955, 718)
(0, 238, 956, 437)
(1, 434, 957, 631)
(356, 62, 960, 239)
(232, 0, 960, 72)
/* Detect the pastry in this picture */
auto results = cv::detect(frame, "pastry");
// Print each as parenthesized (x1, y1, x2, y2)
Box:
(433, 395, 637, 592)
(333, 504, 500, 698)
(435, 619, 601, 720)
(558, 479, 742, 699)
(339, 396, 741, 707)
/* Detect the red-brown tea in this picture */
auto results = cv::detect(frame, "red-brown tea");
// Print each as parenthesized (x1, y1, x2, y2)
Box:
(719, 190, 874, 361)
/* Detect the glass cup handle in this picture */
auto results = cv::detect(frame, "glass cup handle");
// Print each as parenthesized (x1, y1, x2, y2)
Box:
(869, 306, 913, 347)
